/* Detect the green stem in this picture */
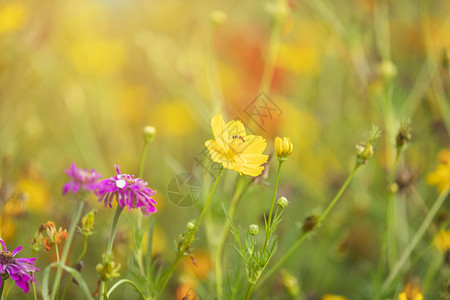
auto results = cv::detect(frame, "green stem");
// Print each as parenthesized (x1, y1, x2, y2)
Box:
(75, 236, 88, 264)
(244, 283, 254, 300)
(264, 161, 283, 249)
(99, 205, 124, 300)
(137, 138, 150, 229)
(0, 281, 4, 300)
(215, 178, 251, 300)
(381, 187, 450, 292)
(157, 166, 224, 298)
(257, 163, 360, 288)
(319, 163, 360, 222)
(51, 200, 85, 300)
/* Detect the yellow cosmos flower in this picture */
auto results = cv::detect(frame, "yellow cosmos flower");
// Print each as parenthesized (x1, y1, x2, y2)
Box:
(205, 115, 268, 177)
(426, 149, 450, 192)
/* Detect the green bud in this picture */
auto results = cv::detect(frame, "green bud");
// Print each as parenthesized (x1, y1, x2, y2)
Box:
(249, 224, 259, 235)
(186, 221, 195, 231)
(277, 196, 289, 208)
(143, 126, 156, 143)
(396, 123, 412, 149)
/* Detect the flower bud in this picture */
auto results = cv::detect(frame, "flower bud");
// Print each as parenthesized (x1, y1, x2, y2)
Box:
(378, 60, 397, 80)
(274, 137, 293, 161)
(96, 254, 121, 281)
(396, 123, 412, 149)
(281, 270, 300, 298)
(143, 126, 156, 143)
(249, 224, 259, 235)
(210, 10, 227, 27)
(277, 196, 288, 208)
(302, 214, 319, 233)
(81, 208, 97, 236)
(186, 221, 195, 231)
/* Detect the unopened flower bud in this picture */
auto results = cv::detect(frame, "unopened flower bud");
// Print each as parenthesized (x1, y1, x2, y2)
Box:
(277, 196, 288, 208)
(96, 254, 121, 281)
(143, 126, 156, 143)
(356, 125, 380, 165)
(396, 123, 412, 149)
(249, 224, 259, 235)
(378, 60, 397, 80)
(210, 10, 227, 27)
(281, 270, 300, 298)
(275, 137, 293, 161)
(302, 215, 319, 233)
(186, 221, 195, 231)
(81, 208, 97, 236)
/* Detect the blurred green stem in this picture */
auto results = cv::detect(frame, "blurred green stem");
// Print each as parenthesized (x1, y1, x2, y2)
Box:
(257, 162, 360, 288)
(264, 161, 283, 250)
(244, 283, 254, 300)
(136, 136, 152, 275)
(51, 200, 85, 300)
(157, 167, 224, 298)
(215, 178, 252, 300)
(260, 13, 282, 94)
(381, 187, 450, 292)
(99, 205, 124, 300)
(0, 281, 4, 300)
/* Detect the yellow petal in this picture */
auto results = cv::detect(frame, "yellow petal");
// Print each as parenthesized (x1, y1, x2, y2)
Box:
(238, 154, 269, 176)
(242, 135, 267, 155)
(211, 115, 228, 151)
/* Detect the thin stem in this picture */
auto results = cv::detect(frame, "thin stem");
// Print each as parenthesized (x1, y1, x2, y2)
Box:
(319, 163, 360, 222)
(260, 13, 282, 93)
(215, 178, 251, 300)
(264, 161, 283, 249)
(99, 205, 124, 300)
(244, 283, 254, 300)
(51, 200, 85, 300)
(381, 187, 450, 292)
(157, 166, 224, 298)
(0, 281, 4, 300)
(257, 163, 360, 288)
(137, 138, 150, 229)
(75, 236, 88, 264)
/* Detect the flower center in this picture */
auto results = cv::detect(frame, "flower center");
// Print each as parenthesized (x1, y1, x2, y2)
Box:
(229, 136, 246, 154)
(116, 179, 126, 188)
(0, 251, 13, 265)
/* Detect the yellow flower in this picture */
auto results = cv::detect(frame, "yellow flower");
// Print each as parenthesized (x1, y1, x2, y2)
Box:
(427, 149, 450, 192)
(434, 229, 450, 253)
(274, 136, 293, 161)
(322, 295, 348, 300)
(205, 115, 268, 177)
(398, 280, 423, 300)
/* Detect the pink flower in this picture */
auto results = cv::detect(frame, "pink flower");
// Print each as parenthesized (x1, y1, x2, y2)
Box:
(0, 240, 39, 294)
(62, 163, 102, 195)
(97, 165, 157, 215)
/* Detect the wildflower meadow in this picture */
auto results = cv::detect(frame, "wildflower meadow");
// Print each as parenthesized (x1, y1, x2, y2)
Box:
(0, 0, 450, 299)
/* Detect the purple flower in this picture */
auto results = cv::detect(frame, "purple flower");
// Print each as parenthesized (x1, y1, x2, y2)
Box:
(62, 163, 102, 195)
(97, 165, 157, 215)
(0, 240, 39, 294)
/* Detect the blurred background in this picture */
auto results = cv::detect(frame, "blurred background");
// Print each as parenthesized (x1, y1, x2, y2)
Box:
(0, 0, 449, 298)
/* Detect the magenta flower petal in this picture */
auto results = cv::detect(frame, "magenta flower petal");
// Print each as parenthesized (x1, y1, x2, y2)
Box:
(97, 165, 157, 215)
(62, 163, 102, 195)
(0, 240, 39, 294)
